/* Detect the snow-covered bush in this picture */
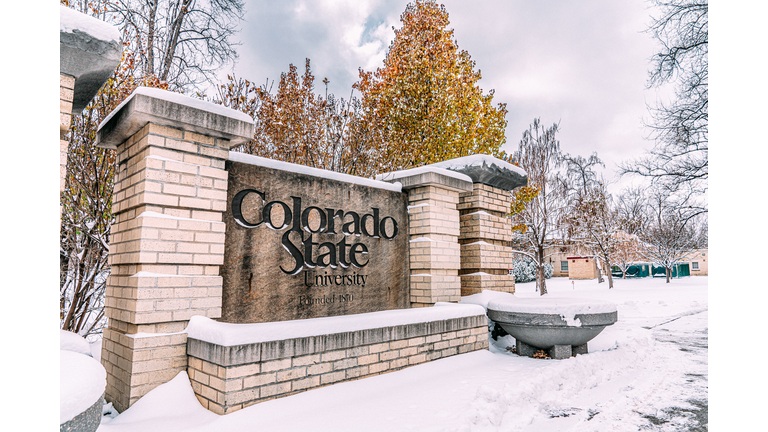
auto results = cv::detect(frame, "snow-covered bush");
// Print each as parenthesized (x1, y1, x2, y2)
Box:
(544, 262, 554, 279)
(512, 257, 553, 283)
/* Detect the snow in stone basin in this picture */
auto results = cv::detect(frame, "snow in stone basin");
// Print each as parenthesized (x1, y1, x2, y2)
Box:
(61, 350, 106, 424)
(229, 151, 403, 193)
(98, 87, 254, 132)
(185, 303, 485, 346)
(487, 297, 617, 327)
(60, 5, 120, 43)
(95, 277, 708, 431)
(430, 153, 527, 177)
(461, 291, 617, 327)
(61, 329, 92, 356)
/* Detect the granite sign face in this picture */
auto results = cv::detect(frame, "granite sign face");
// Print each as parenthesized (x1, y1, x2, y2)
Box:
(221, 159, 410, 323)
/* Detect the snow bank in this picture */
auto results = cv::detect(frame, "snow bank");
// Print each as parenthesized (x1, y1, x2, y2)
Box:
(98, 371, 218, 430)
(460, 290, 517, 309)
(90, 338, 102, 362)
(60, 350, 106, 424)
(60, 330, 92, 356)
(185, 304, 486, 346)
(229, 152, 403, 193)
(89, 277, 708, 432)
(60, 5, 120, 43)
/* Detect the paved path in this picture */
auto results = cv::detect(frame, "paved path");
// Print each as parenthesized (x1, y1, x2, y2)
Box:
(644, 310, 709, 431)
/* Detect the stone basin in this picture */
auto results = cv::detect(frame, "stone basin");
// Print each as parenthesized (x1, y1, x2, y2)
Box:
(487, 297, 618, 359)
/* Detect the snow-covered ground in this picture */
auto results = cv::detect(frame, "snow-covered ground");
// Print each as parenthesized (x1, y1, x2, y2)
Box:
(96, 276, 708, 431)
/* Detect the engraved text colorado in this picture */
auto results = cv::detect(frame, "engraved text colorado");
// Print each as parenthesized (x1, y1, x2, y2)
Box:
(230, 189, 399, 283)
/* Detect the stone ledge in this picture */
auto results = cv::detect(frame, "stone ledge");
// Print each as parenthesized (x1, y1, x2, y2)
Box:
(188, 314, 487, 366)
(60, 6, 122, 114)
(430, 154, 528, 191)
(376, 166, 473, 193)
(96, 88, 255, 149)
(186, 314, 489, 414)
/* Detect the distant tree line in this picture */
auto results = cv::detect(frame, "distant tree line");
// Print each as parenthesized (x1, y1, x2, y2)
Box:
(507, 117, 707, 295)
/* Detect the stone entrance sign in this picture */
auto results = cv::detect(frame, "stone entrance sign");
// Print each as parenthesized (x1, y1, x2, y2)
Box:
(92, 85, 527, 413)
(220, 154, 410, 323)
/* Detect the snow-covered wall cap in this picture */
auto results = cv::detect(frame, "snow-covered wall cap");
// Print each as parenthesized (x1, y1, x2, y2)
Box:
(185, 303, 486, 346)
(376, 165, 473, 193)
(96, 87, 255, 149)
(230, 152, 403, 193)
(60, 5, 120, 42)
(60, 5, 122, 114)
(430, 154, 528, 191)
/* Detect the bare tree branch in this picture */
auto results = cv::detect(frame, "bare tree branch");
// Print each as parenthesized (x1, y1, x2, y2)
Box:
(620, 0, 707, 198)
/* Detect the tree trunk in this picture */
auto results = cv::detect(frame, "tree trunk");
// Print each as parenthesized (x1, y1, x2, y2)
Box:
(596, 259, 604, 283)
(606, 264, 614, 289)
(666, 267, 671, 283)
(537, 247, 547, 295)
(603, 255, 613, 289)
(146, 0, 158, 77)
(537, 264, 547, 295)
(160, 0, 191, 82)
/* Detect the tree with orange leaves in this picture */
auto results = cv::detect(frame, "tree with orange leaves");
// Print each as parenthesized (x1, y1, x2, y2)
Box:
(355, 0, 508, 171)
(216, 59, 384, 177)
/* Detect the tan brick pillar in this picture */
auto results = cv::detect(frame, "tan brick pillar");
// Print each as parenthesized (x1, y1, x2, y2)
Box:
(458, 183, 516, 296)
(95, 88, 254, 412)
(60, 74, 75, 217)
(376, 168, 473, 307)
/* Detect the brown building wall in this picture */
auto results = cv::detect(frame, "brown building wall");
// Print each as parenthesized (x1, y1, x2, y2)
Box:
(544, 245, 597, 279)
(687, 249, 709, 276)
(566, 257, 599, 280)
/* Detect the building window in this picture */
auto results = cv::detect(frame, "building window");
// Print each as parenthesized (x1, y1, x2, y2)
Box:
(692, 262, 699, 271)
(561, 261, 568, 271)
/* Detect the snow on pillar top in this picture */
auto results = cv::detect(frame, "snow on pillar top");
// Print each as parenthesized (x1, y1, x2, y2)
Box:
(375, 166, 473, 193)
(60, 5, 122, 114)
(95, 87, 255, 150)
(430, 154, 528, 191)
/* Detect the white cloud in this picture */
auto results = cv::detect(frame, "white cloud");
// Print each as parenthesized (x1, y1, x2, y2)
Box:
(230, 0, 669, 193)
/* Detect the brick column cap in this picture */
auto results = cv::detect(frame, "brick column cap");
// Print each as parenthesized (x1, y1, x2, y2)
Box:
(60, 5, 122, 114)
(376, 166, 473, 193)
(96, 87, 255, 150)
(431, 154, 528, 191)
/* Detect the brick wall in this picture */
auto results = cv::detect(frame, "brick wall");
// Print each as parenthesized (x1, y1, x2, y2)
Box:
(567, 257, 599, 280)
(688, 249, 708, 276)
(186, 313, 489, 414)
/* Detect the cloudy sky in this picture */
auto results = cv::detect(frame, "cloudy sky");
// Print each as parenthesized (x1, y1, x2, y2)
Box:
(221, 0, 671, 193)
